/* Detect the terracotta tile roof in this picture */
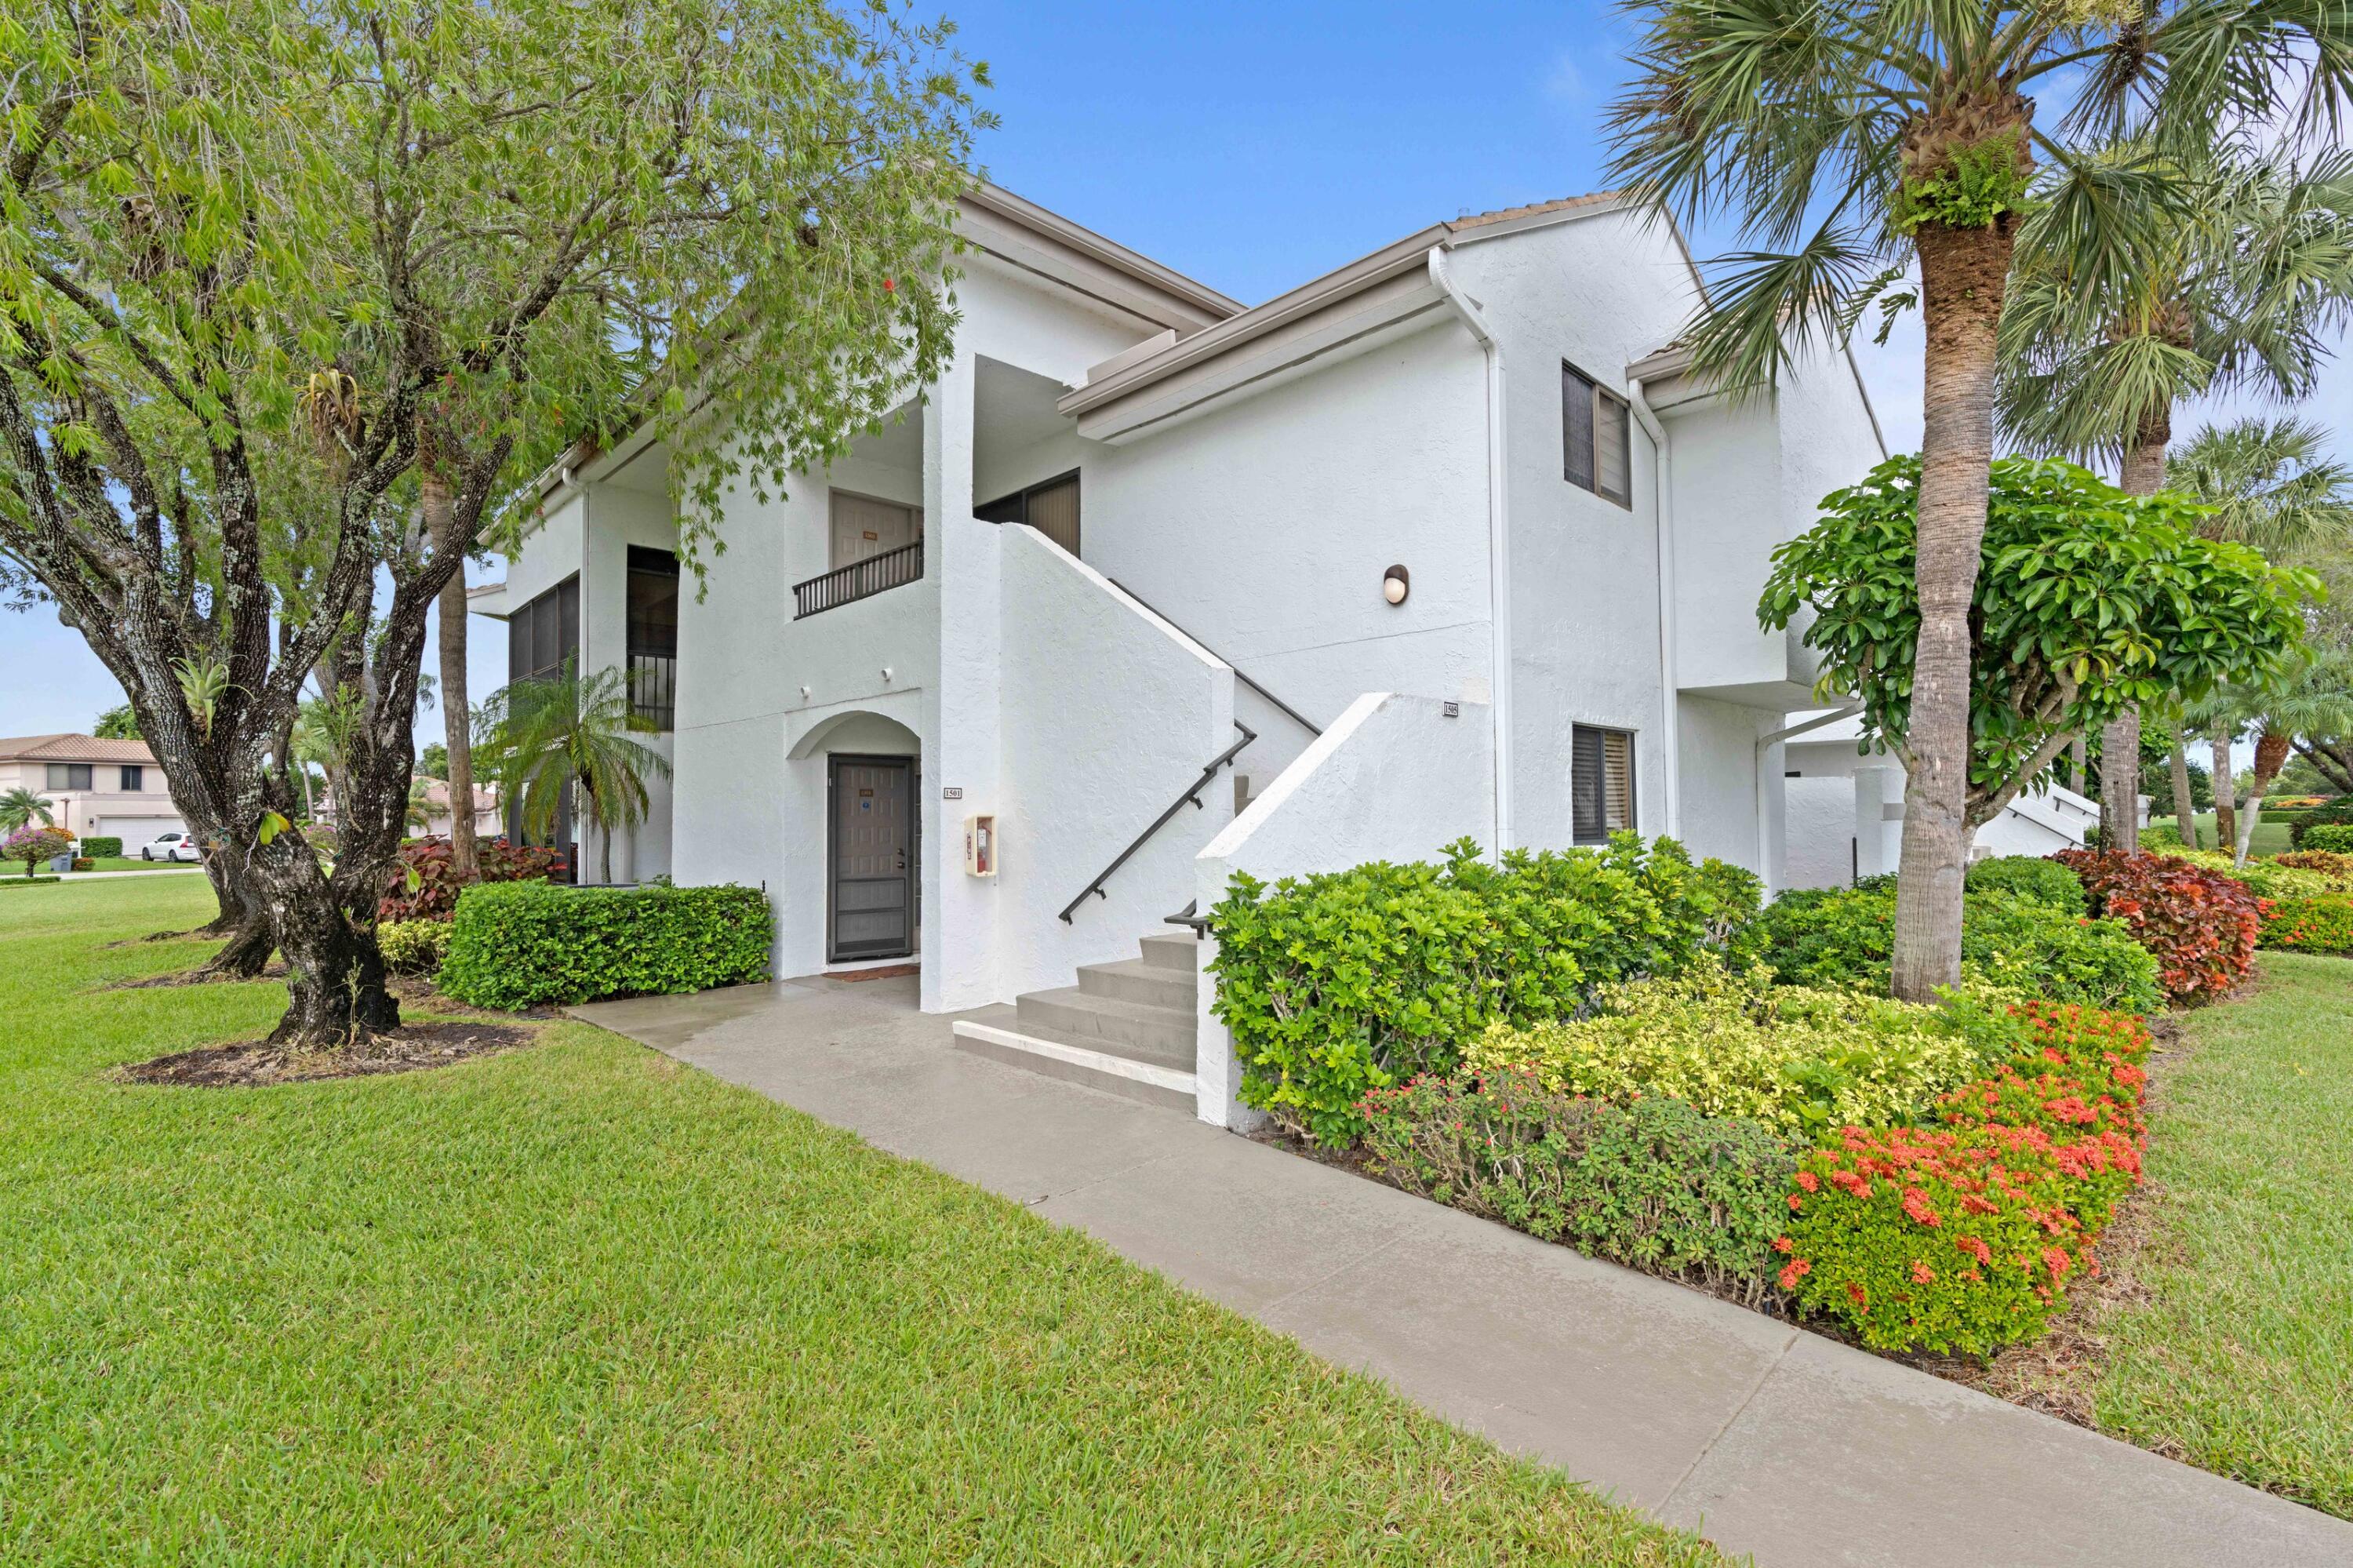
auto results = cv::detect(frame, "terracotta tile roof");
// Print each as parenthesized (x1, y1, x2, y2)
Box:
(0, 733, 158, 765)
(1444, 191, 1626, 231)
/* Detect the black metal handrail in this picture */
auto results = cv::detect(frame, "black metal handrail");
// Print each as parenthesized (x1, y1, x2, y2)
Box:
(1060, 722, 1256, 922)
(794, 539, 924, 618)
(1164, 897, 1210, 939)
(1104, 577, 1322, 738)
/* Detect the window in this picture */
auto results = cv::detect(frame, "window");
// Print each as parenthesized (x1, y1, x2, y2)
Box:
(976, 471, 1081, 557)
(507, 573, 580, 686)
(626, 547, 680, 730)
(119, 765, 144, 791)
(1563, 362, 1631, 507)
(45, 763, 92, 791)
(1572, 726, 1636, 844)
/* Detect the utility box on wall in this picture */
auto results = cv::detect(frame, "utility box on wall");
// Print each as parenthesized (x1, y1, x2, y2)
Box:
(963, 814, 997, 878)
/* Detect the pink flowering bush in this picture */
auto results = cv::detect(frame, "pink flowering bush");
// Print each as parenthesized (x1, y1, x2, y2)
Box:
(4, 825, 73, 877)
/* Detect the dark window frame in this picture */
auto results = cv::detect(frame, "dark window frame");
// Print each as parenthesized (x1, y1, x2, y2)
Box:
(45, 762, 93, 791)
(976, 467, 1082, 555)
(504, 573, 580, 865)
(1570, 724, 1638, 846)
(625, 546, 681, 732)
(1562, 360, 1632, 509)
(119, 764, 144, 791)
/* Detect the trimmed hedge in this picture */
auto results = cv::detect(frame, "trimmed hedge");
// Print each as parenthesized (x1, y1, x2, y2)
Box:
(78, 835, 122, 859)
(2297, 821, 2353, 854)
(439, 881, 773, 1009)
(1751, 885, 2162, 1014)
(1209, 835, 1761, 1144)
(1360, 1071, 1795, 1306)
(1963, 854, 2087, 915)
(0, 875, 60, 888)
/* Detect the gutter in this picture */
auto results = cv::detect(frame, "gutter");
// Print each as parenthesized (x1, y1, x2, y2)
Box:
(1754, 704, 1864, 893)
(1626, 377, 1679, 838)
(1427, 247, 1513, 856)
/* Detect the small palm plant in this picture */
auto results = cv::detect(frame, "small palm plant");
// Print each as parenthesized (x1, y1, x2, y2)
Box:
(0, 788, 56, 832)
(477, 659, 670, 886)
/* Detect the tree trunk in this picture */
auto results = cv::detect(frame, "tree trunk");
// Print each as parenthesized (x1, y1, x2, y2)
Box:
(2237, 729, 2293, 864)
(426, 470, 479, 879)
(1890, 216, 2017, 1002)
(2069, 733, 2088, 795)
(2169, 723, 2198, 849)
(2212, 728, 2238, 851)
(265, 871, 399, 1045)
(2100, 423, 2169, 854)
(191, 870, 275, 979)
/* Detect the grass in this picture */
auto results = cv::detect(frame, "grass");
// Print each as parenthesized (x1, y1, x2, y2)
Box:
(74, 855, 204, 873)
(0, 878, 1726, 1566)
(2090, 953, 2353, 1519)
(2150, 811, 2294, 858)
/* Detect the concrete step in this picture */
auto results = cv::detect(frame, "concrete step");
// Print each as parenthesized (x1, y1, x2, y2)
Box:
(1077, 955, 1197, 1010)
(1015, 987, 1195, 1071)
(1138, 932, 1199, 973)
(952, 1004, 1195, 1111)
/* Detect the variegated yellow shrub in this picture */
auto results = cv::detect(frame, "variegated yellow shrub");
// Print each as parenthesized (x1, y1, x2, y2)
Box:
(1464, 955, 2004, 1135)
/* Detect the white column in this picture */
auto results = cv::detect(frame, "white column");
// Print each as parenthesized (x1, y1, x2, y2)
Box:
(1854, 764, 1903, 880)
(921, 354, 1002, 1013)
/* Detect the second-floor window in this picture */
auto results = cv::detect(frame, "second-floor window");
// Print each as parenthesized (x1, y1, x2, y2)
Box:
(45, 763, 92, 791)
(1563, 361, 1631, 508)
(120, 765, 144, 791)
(508, 574, 580, 686)
(626, 546, 680, 731)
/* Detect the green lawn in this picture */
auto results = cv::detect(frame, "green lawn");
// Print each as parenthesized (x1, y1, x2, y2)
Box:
(2150, 811, 2295, 858)
(0, 878, 1724, 1566)
(74, 855, 205, 873)
(2091, 953, 2353, 1518)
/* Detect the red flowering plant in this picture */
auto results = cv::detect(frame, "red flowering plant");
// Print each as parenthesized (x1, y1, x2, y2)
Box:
(2257, 892, 2353, 955)
(379, 835, 567, 922)
(1777, 1126, 2093, 1355)
(2052, 849, 2265, 1006)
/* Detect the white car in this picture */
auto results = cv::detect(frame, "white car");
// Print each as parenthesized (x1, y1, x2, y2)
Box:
(140, 831, 202, 863)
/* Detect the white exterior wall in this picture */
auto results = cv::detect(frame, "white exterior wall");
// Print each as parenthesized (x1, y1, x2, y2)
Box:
(991, 524, 1235, 1000)
(1450, 209, 1697, 854)
(1081, 320, 1493, 811)
(1675, 694, 1773, 873)
(0, 757, 183, 845)
(580, 486, 678, 883)
(1191, 693, 1495, 1126)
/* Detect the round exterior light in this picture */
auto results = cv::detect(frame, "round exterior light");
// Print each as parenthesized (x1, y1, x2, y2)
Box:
(1383, 565, 1410, 606)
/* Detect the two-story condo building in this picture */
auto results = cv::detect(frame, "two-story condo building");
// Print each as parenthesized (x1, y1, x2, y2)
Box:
(474, 181, 1891, 1126)
(0, 733, 184, 846)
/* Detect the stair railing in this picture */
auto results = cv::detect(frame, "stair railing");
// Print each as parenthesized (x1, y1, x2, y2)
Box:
(1059, 721, 1256, 923)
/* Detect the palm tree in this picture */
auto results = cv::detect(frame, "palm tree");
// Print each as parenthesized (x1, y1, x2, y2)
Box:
(2172, 420, 2353, 849)
(478, 659, 670, 885)
(2225, 649, 2353, 862)
(0, 787, 55, 831)
(287, 704, 333, 822)
(1998, 150, 2353, 848)
(1606, 1, 2346, 1001)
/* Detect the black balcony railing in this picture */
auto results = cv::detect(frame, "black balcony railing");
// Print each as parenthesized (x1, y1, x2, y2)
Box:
(793, 539, 924, 618)
(629, 652, 677, 730)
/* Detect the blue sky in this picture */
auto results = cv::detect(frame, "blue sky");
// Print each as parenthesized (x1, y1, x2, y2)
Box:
(1, 1, 2340, 736)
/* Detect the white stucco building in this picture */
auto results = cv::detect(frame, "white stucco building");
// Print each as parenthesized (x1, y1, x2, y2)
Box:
(475, 182, 1889, 1126)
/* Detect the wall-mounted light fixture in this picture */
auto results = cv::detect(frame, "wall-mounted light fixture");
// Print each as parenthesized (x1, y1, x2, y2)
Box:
(1382, 564, 1410, 606)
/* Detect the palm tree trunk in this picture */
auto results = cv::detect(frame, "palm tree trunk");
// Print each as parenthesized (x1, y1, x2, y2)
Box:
(425, 469, 478, 879)
(2212, 727, 2238, 851)
(2068, 733, 2088, 795)
(2168, 722, 2199, 849)
(2237, 729, 2292, 864)
(2100, 421, 2169, 853)
(1890, 217, 2016, 1002)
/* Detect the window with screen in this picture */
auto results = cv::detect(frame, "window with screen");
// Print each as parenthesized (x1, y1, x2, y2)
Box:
(1563, 362, 1632, 508)
(504, 574, 580, 860)
(45, 763, 92, 791)
(1572, 726, 1636, 844)
(120, 765, 144, 791)
(625, 547, 680, 730)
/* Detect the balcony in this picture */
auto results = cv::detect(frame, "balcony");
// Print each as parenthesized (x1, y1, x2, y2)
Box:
(793, 539, 923, 618)
(628, 652, 677, 731)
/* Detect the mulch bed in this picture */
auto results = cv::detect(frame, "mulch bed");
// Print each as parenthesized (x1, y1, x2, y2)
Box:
(827, 962, 921, 982)
(115, 1018, 539, 1087)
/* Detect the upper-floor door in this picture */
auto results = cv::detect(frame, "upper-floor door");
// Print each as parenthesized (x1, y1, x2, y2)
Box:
(830, 489, 923, 568)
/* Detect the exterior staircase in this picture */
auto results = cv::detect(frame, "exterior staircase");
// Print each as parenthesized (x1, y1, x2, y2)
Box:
(951, 930, 1198, 1111)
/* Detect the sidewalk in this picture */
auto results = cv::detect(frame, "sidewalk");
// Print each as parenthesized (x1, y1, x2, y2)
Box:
(572, 974, 2353, 1568)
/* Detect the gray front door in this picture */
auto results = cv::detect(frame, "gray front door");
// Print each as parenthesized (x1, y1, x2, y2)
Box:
(828, 755, 915, 962)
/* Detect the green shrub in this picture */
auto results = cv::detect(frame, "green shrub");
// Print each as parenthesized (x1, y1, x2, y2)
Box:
(1751, 886, 2162, 1014)
(1963, 855, 2086, 915)
(1359, 1071, 1795, 1305)
(2275, 849, 2353, 889)
(1464, 956, 2002, 1135)
(2297, 820, 2353, 853)
(0, 875, 60, 888)
(439, 881, 772, 1010)
(1209, 835, 1762, 1144)
(79, 835, 122, 859)
(2139, 822, 2184, 849)
(2260, 893, 2353, 955)
(377, 919, 452, 976)
(2160, 846, 2333, 901)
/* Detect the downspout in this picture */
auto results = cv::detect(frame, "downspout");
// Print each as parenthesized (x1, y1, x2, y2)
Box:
(1626, 379, 1679, 838)
(1755, 703, 1864, 894)
(1428, 246, 1512, 854)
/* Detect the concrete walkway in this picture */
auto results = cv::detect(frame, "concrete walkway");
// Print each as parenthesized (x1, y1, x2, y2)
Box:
(573, 974, 2353, 1568)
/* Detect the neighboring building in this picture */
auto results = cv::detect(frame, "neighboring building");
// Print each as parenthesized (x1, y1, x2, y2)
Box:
(475, 180, 1887, 1124)
(0, 733, 185, 846)
(415, 779, 501, 841)
(1781, 712, 2098, 889)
